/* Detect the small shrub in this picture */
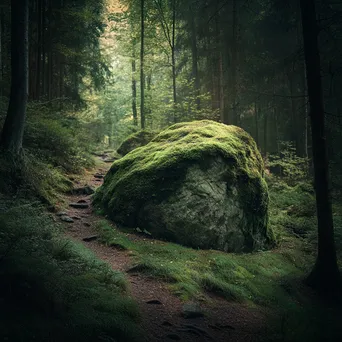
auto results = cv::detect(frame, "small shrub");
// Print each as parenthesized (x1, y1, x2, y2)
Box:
(267, 141, 309, 185)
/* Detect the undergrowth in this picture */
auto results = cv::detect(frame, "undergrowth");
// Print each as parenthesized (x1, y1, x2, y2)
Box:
(0, 204, 141, 342)
(0, 102, 96, 204)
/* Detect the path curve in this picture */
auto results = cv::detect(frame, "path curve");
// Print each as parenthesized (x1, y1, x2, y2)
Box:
(58, 155, 271, 342)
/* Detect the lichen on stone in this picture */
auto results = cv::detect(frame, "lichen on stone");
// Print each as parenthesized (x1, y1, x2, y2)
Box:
(94, 120, 275, 252)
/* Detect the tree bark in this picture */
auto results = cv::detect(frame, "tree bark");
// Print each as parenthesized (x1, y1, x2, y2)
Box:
(140, 0, 145, 129)
(1, 0, 29, 154)
(263, 112, 268, 156)
(171, 0, 177, 120)
(300, 0, 341, 294)
(190, 13, 200, 110)
(132, 39, 138, 126)
(297, 62, 308, 158)
(0, 5, 3, 99)
(231, 0, 238, 125)
(254, 100, 259, 146)
(36, 0, 42, 99)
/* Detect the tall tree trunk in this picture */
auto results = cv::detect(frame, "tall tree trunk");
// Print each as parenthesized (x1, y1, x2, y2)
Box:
(171, 0, 177, 121)
(47, 0, 52, 100)
(190, 13, 200, 110)
(218, 49, 225, 123)
(42, 0, 46, 97)
(296, 3, 308, 158)
(214, 4, 225, 123)
(231, 0, 238, 125)
(263, 111, 268, 156)
(132, 39, 138, 126)
(254, 100, 259, 146)
(297, 63, 309, 158)
(0, 5, 3, 99)
(140, 0, 145, 129)
(1, 0, 29, 153)
(36, 0, 42, 99)
(287, 66, 298, 149)
(300, 0, 341, 294)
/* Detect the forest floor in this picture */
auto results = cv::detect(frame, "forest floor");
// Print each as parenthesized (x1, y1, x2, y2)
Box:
(56, 156, 274, 342)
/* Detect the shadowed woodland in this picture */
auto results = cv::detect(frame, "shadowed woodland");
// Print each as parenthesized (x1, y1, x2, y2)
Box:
(1, 0, 342, 341)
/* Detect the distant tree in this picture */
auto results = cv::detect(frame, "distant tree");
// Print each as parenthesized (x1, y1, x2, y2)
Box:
(300, 0, 341, 294)
(1, 0, 29, 154)
(140, 0, 145, 129)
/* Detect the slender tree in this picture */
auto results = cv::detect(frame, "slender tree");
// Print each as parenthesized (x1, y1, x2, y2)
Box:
(154, 0, 177, 121)
(0, 5, 3, 99)
(190, 12, 200, 110)
(132, 38, 138, 126)
(300, 0, 341, 294)
(140, 0, 145, 129)
(1, 0, 29, 154)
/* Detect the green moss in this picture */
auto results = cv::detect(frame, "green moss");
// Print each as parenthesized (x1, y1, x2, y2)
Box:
(95, 120, 274, 250)
(117, 130, 157, 156)
(95, 220, 309, 306)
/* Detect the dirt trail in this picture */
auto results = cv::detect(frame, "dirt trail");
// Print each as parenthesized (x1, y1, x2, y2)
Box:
(58, 156, 271, 342)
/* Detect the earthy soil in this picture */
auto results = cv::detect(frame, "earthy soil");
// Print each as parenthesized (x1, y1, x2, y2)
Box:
(57, 156, 273, 342)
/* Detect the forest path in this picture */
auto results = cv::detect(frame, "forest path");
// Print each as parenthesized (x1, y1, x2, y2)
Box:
(58, 155, 272, 342)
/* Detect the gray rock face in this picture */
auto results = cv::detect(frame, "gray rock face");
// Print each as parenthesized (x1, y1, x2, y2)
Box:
(139, 159, 250, 252)
(60, 215, 74, 223)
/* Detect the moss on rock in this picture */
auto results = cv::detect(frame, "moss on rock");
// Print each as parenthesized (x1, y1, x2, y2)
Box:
(117, 130, 157, 156)
(94, 120, 274, 252)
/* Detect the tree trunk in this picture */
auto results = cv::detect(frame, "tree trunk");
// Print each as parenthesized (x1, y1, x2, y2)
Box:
(231, 0, 238, 125)
(1, 0, 28, 151)
(263, 111, 268, 156)
(36, 0, 42, 99)
(42, 0, 46, 97)
(214, 4, 225, 123)
(296, 3, 308, 158)
(140, 0, 145, 129)
(132, 40, 138, 126)
(218, 49, 225, 123)
(1, 0, 29, 153)
(297, 62, 309, 158)
(0, 6, 3, 99)
(254, 100, 259, 146)
(171, 0, 177, 121)
(190, 13, 200, 110)
(300, 0, 341, 294)
(288, 68, 298, 147)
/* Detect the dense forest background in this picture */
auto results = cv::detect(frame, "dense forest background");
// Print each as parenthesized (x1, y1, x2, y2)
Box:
(1, 0, 342, 341)
(1, 0, 342, 165)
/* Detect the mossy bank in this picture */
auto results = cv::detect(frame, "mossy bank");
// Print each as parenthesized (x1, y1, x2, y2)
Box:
(94, 120, 275, 252)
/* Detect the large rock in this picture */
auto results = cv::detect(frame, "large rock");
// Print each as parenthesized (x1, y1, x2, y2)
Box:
(117, 130, 157, 156)
(94, 120, 274, 252)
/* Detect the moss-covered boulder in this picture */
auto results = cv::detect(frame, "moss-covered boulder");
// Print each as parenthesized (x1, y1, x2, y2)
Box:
(117, 130, 157, 156)
(94, 120, 274, 252)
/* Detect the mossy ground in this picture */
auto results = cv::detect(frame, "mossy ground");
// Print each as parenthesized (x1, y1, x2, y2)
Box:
(0, 204, 141, 342)
(96, 219, 308, 305)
